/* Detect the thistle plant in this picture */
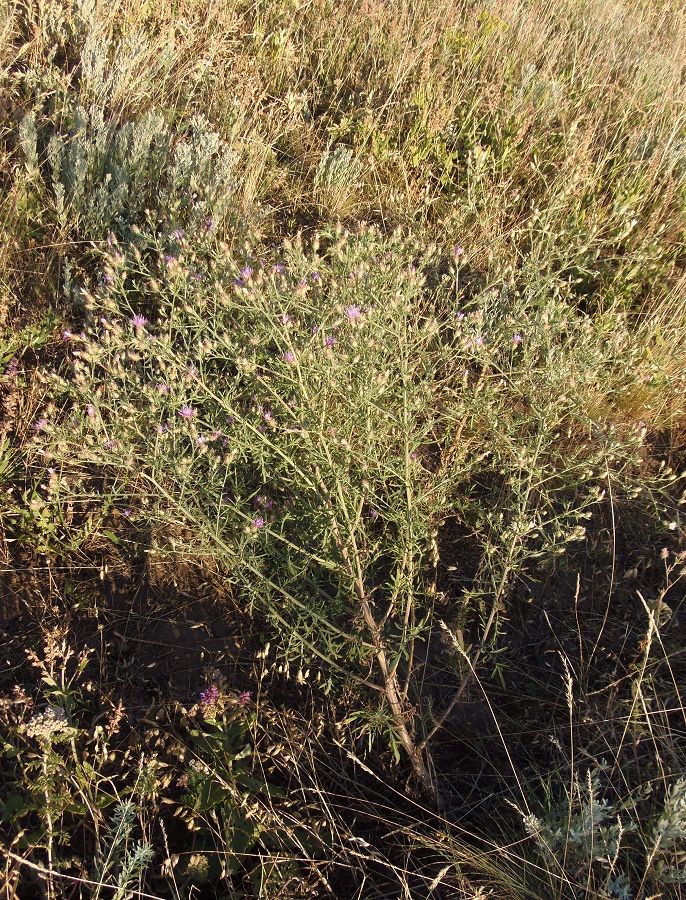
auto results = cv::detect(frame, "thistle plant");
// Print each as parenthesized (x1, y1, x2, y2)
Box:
(29, 222, 672, 798)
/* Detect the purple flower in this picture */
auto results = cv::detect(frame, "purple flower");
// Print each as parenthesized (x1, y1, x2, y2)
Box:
(280, 313, 292, 325)
(5, 358, 19, 376)
(163, 254, 175, 266)
(282, 350, 296, 363)
(187, 365, 199, 380)
(131, 314, 148, 329)
(178, 404, 197, 420)
(61, 330, 74, 341)
(273, 263, 286, 275)
(239, 266, 254, 281)
(310, 271, 321, 282)
(86, 404, 96, 419)
(452, 244, 464, 260)
(297, 277, 308, 290)
(237, 690, 252, 706)
(369, 508, 379, 521)
(199, 684, 220, 713)
(195, 434, 207, 447)
(512, 333, 523, 347)
(252, 516, 265, 529)
(170, 228, 185, 242)
(474, 336, 484, 348)
(204, 216, 215, 233)
(324, 334, 337, 348)
(156, 382, 170, 395)
(103, 272, 114, 284)
(156, 423, 170, 435)
(103, 438, 117, 450)
(254, 495, 274, 510)
(455, 311, 465, 321)
(122, 508, 132, 518)
(345, 305, 362, 322)
(34, 417, 48, 432)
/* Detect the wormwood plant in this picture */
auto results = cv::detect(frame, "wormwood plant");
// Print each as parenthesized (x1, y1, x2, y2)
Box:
(31, 225, 673, 794)
(19, 104, 244, 242)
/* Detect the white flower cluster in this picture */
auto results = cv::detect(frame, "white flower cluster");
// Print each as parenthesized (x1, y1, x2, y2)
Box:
(25, 705, 68, 740)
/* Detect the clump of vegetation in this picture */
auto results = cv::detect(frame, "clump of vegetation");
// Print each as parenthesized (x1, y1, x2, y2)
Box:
(1, 0, 685, 898)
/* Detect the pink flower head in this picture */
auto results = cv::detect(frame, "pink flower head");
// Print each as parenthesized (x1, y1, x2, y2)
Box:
(282, 350, 296, 363)
(178, 404, 197, 420)
(199, 684, 220, 714)
(131, 314, 148, 329)
(512, 333, 523, 347)
(345, 305, 362, 322)
(452, 244, 464, 261)
(86, 404, 96, 419)
(237, 690, 252, 706)
(324, 334, 336, 348)
(252, 516, 265, 529)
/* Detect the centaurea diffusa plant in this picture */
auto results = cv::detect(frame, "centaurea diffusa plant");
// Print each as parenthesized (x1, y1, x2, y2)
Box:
(38, 225, 673, 796)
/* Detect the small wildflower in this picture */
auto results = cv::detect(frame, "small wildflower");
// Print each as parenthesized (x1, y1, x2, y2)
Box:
(237, 690, 252, 706)
(661, 547, 670, 560)
(324, 334, 337, 348)
(455, 311, 465, 321)
(280, 313, 292, 325)
(5, 358, 19, 376)
(187, 364, 199, 380)
(199, 684, 220, 716)
(239, 266, 254, 281)
(296, 277, 308, 290)
(178, 404, 197, 420)
(131, 314, 148, 330)
(25, 706, 68, 740)
(452, 244, 464, 261)
(103, 272, 114, 284)
(122, 508, 132, 518)
(204, 216, 215, 233)
(156, 423, 170, 435)
(61, 329, 74, 341)
(512, 333, 523, 347)
(252, 516, 265, 529)
(195, 434, 207, 447)
(310, 271, 321, 282)
(163, 254, 175, 266)
(156, 382, 170, 395)
(345, 305, 362, 322)
(273, 263, 286, 275)
(282, 350, 296, 363)
(369, 508, 379, 521)
(86, 404, 96, 419)
(34, 417, 48, 432)
(170, 228, 185, 242)
(103, 438, 117, 450)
